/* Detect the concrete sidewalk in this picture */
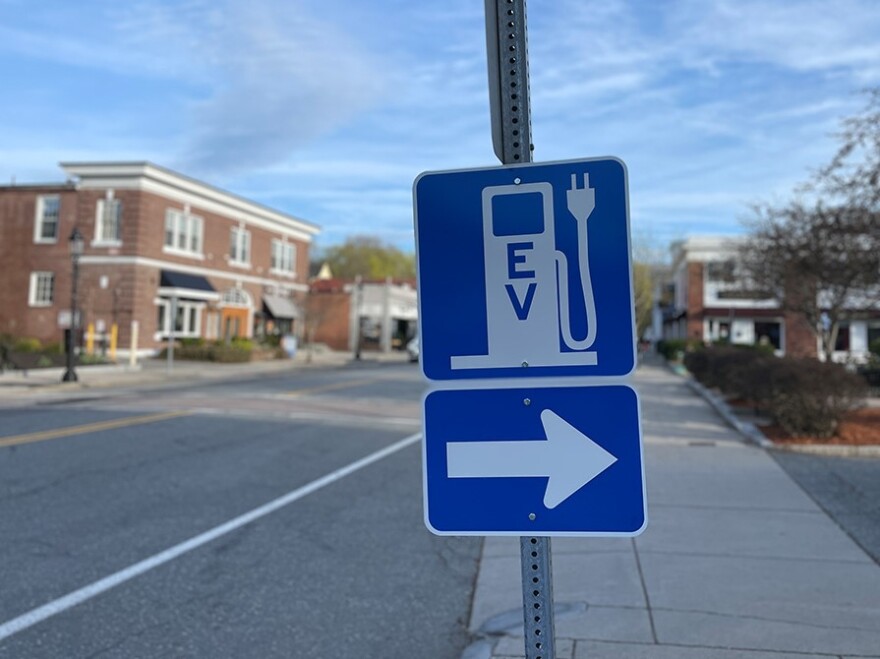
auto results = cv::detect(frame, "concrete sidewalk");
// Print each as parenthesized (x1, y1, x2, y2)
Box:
(467, 362, 880, 658)
(0, 347, 410, 400)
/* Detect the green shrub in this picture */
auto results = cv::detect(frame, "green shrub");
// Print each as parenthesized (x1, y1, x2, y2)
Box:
(210, 345, 252, 363)
(42, 342, 63, 355)
(766, 359, 866, 438)
(657, 339, 698, 361)
(79, 353, 109, 365)
(13, 337, 42, 352)
(857, 364, 880, 389)
(870, 339, 880, 358)
(180, 337, 206, 347)
(685, 345, 867, 437)
(684, 345, 772, 398)
(161, 342, 252, 363)
(230, 336, 254, 351)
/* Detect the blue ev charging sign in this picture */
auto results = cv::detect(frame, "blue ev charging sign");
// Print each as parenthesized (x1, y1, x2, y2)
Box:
(422, 383, 646, 535)
(414, 157, 635, 381)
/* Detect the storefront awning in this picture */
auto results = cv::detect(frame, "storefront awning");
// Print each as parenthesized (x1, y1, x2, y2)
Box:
(263, 294, 301, 320)
(158, 270, 220, 301)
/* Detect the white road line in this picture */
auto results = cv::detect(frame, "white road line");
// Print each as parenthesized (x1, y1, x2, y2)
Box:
(0, 432, 422, 642)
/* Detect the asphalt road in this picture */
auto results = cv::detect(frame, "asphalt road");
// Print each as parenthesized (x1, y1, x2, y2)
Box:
(771, 449, 880, 565)
(0, 363, 482, 658)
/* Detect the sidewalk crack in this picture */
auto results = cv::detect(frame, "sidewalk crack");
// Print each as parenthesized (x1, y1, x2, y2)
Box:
(631, 537, 658, 643)
(653, 605, 880, 634)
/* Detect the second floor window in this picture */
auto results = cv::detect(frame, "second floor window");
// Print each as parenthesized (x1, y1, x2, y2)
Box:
(29, 271, 55, 306)
(35, 195, 60, 242)
(271, 239, 295, 274)
(164, 209, 204, 256)
(230, 226, 251, 266)
(95, 196, 122, 243)
(706, 260, 736, 283)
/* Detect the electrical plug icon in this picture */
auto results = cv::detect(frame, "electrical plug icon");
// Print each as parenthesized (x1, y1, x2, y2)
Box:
(556, 171, 598, 351)
(566, 173, 595, 223)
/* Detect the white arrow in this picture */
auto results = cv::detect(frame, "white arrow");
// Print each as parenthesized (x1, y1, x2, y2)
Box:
(446, 409, 618, 509)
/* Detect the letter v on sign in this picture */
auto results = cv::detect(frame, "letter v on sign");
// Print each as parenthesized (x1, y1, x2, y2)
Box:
(505, 282, 537, 320)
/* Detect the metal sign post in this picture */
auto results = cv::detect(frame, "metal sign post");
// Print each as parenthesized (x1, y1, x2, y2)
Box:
(485, 2, 555, 657)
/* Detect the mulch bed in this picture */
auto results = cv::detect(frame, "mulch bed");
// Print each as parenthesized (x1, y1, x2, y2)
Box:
(724, 397, 880, 445)
(760, 407, 880, 446)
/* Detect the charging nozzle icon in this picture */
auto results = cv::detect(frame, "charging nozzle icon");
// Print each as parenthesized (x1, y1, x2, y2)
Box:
(556, 172, 598, 352)
(566, 173, 595, 223)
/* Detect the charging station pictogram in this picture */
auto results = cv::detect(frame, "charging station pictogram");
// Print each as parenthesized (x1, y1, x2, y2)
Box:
(414, 157, 635, 381)
(414, 156, 645, 537)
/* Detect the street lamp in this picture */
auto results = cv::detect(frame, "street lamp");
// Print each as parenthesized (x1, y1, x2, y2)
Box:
(354, 275, 364, 360)
(62, 227, 84, 382)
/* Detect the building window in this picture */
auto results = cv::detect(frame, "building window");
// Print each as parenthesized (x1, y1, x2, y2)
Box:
(271, 239, 295, 274)
(29, 272, 55, 306)
(868, 324, 880, 349)
(164, 209, 204, 257)
(754, 321, 781, 350)
(706, 260, 736, 283)
(156, 299, 202, 338)
(835, 324, 850, 351)
(230, 226, 251, 266)
(95, 195, 122, 244)
(34, 195, 60, 243)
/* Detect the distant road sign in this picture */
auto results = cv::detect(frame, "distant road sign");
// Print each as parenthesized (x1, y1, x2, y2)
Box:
(422, 383, 646, 536)
(414, 157, 635, 381)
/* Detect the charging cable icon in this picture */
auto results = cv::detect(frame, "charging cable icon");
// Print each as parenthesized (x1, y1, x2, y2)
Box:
(450, 173, 599, 370)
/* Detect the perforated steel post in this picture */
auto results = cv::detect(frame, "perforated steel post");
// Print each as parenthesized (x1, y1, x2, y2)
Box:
(485, 2, 556, 658)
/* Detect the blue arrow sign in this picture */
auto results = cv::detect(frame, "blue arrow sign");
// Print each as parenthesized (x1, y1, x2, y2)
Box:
(414, 157, 635, 381)
(423, 383, 646, 536)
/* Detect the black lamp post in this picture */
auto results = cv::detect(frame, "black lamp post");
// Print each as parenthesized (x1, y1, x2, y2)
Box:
(62, 227, 84, 382)
(354, 275, 364, 361)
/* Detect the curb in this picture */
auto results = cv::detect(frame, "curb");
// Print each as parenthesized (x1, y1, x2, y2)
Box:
(772, 443, 880, 458)
(0, 352, 414, 401)
(669, 362, 879, 458)
(684, 378, 773, 449)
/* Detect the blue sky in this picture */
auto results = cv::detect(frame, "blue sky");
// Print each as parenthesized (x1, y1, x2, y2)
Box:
(2, 0, 880, 257)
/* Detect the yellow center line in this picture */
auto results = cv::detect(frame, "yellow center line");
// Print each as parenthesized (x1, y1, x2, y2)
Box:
(285, 378, 382, 397)
(0, 411, 191, 449)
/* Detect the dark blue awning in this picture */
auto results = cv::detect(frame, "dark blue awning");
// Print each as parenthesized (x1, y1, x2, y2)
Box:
(160, 270, 215, 293)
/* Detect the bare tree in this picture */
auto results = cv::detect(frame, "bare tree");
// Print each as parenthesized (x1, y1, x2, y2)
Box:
(741, 202, 880, 359)
(741, 90, 880, 359)
(815, 88, 880, 207)
(301, 291, 331, 364)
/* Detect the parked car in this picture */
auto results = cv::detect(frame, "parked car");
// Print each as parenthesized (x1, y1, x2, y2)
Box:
(406, 336, 420, 362)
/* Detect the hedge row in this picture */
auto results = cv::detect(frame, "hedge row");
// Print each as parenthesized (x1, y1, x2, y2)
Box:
(683, 346, 867, 438)
(159, 341, 252, 363)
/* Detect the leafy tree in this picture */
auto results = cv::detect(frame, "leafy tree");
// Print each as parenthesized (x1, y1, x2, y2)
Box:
(315, 236, 415, 280)
(631, 230, 665, 342)
(740, 90, 880, 359)
(632, 262, 654, 341)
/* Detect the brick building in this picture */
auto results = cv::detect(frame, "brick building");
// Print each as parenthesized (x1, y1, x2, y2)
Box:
(0, 162, 319, 355)
(307, 278, 418, 353)
(661, 236, 880, 361)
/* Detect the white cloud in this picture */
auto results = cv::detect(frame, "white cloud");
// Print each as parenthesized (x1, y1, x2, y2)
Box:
(161, 1, 393, 175)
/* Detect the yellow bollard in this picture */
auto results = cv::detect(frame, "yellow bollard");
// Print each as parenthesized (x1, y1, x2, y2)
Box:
(86, 323, 95, 355)
(110, 324, 118, 361)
